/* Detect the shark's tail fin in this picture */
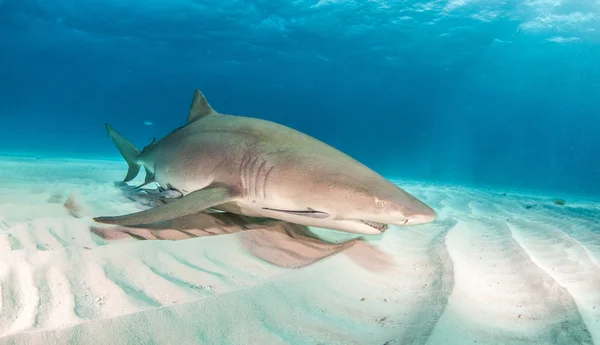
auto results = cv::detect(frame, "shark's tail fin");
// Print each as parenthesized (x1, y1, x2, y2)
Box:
(105, 123, 141, 182)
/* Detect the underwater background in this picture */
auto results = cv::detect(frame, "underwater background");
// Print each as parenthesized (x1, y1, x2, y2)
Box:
(0, 0, 599, 195)
(2, 2, 600, 344)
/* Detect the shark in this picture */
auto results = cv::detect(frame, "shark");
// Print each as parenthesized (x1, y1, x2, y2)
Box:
(93, 89, 436, 235)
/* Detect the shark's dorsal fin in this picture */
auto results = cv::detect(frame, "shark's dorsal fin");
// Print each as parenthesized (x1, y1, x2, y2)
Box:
(187, 89, 217, 124)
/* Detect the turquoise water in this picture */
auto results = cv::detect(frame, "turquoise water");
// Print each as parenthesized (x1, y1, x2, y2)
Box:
(1, 0, 599, 195)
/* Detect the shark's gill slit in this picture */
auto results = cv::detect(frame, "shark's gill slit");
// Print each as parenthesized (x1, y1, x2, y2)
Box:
(262, 208, 330, 219)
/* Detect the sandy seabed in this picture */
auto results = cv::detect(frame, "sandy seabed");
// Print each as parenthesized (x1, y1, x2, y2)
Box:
(0, 155, 598, 345)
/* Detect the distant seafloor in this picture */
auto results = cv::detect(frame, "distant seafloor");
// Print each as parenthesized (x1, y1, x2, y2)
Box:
(0, 155, 598, 345)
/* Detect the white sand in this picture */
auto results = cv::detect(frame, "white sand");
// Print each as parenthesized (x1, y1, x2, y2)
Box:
(0, 155, 598, 345)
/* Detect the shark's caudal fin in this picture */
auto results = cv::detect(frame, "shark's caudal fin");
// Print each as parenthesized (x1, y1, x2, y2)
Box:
(105, 123, 141, 182)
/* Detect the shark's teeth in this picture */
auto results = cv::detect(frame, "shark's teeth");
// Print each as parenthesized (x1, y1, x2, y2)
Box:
(361, 220, 388, 231)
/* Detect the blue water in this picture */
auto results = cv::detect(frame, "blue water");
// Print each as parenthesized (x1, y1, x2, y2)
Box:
(0, 0, 598, 195)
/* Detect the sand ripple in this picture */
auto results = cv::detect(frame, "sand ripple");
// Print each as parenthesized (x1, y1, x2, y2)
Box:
(0, 157, 598, 344)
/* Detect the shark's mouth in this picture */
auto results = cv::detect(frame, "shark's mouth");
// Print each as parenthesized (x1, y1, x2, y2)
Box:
(360, 220, 388, 232)
(262, 207, 389, 232)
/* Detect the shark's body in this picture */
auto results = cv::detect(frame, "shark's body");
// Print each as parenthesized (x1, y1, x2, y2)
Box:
(95, 90, 436, 234)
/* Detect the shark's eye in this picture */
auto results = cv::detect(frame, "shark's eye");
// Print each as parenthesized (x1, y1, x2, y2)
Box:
(376, 200, 385, 208)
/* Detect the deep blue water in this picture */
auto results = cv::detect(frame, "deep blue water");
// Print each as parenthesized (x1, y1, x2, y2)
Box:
(0, 0, 599, 196)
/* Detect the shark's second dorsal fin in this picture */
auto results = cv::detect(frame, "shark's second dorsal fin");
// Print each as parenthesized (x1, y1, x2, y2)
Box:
(187, 89, 217, 124)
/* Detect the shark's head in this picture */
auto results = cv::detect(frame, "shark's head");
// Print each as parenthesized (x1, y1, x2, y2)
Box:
(261, 162, 436, 235)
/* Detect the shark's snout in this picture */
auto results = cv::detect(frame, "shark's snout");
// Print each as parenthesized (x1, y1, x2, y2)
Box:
(401, 198, 437, 225)
(384, 192, 437, 227)
(353, 201, 436, 232)
(404, 209, 437, 225)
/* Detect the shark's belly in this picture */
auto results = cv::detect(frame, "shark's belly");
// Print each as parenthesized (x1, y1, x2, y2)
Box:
(145, 134, 250, 195)
(214, 201, 268, 218)
(147, 146, 226, 194)
(151, 162, 213, 195)
(154, 173, 211, 195)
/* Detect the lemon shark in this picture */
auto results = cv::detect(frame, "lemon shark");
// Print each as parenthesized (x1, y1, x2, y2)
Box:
(94, 89, 436, 235)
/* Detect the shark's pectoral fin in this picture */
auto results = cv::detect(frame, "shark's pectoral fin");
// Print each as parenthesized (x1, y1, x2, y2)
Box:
(94, 186, 237, 226)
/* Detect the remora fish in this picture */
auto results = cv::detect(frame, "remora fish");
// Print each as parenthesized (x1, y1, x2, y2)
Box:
(94, 89, 436, 234)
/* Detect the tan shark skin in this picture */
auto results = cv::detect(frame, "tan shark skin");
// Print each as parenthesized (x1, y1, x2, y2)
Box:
(94, 89, 436, 235)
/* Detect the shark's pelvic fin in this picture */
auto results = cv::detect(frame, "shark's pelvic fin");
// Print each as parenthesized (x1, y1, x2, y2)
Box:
(187, 89, 217, 124)
(105, 123, 141, 182)
(134, 166, 156, 189)
(94, 186, 236, 226)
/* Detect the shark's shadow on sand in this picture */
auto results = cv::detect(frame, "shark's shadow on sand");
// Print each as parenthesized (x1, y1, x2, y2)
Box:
(90, 183, 395, 271)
